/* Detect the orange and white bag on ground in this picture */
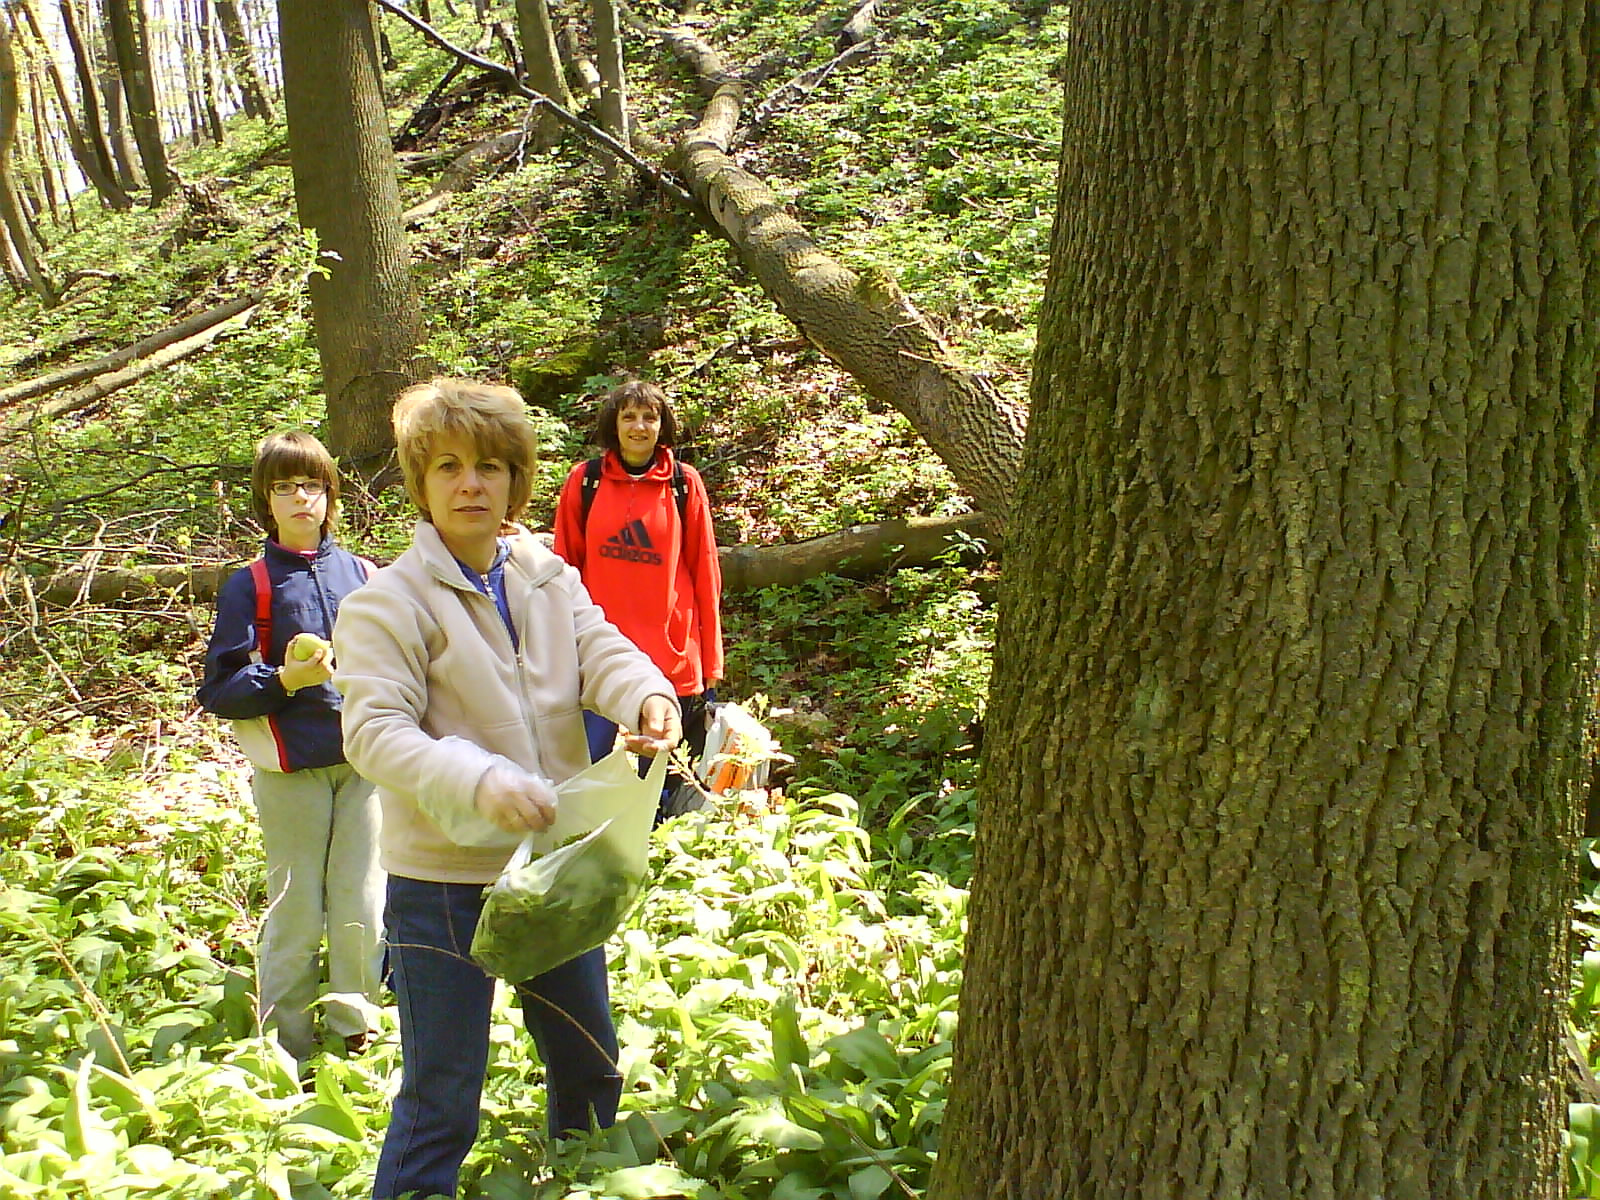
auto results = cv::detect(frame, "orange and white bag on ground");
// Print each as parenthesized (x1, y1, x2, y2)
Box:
(696, 702, 783, 795)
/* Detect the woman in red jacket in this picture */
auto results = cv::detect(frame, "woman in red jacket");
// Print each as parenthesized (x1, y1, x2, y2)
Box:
(553, 379, 723, 816)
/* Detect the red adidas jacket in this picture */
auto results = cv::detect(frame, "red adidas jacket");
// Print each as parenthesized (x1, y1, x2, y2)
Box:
(552, 448, 723, 696)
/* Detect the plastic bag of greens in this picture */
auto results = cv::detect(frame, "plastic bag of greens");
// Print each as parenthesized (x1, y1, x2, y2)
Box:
(472, 748, 667, 982)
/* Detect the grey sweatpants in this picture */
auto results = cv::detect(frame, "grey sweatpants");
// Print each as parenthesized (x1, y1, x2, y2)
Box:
(250, 763, 383, 1060)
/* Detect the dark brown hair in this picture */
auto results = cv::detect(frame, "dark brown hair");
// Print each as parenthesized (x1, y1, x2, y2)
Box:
(391, 377, 538, 523)
(250, 430, 339, 540)
(593, 379, 678, 456)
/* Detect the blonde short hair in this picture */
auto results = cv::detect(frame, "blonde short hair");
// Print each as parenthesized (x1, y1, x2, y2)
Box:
(391, 378, 537, 523)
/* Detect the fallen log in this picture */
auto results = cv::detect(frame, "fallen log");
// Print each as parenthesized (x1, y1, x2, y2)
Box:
(4, 304, 260, 430)
(23, 512, 994, 607)
(0, 290, 263, 410)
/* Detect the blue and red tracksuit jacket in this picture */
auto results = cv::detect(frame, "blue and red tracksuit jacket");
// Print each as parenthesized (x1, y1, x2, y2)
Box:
(197, 537, 370, 773)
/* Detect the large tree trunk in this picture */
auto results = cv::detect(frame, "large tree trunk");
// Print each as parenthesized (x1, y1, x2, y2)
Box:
(104, 0, 174, 202)
(932, 3, 1598, 1199)
(277, 0, 426, 463)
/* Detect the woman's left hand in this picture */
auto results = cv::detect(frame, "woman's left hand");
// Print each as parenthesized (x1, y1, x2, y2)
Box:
(624, 695, 681, 757)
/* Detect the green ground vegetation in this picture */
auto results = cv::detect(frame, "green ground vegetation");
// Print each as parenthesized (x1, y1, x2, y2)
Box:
(2, 2, 1596, 1197)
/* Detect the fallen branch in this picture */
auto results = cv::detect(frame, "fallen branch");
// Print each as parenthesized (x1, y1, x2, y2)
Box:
(20, 512, 995, 606)
(5, 304, 260, 432)
(370, 0, 698, 208)
(649, 16, 1027, 522)
(403, 129, 528, 224)
(0, 290, 263, 410)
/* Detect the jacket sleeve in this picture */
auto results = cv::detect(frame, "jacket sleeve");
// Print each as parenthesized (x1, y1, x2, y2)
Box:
(196, 568, 292, 718)
(332, 580, 513, 848)
(562, 566, 679, 728)
(550, 462, 589, 571)
(683, 465, 724, 684)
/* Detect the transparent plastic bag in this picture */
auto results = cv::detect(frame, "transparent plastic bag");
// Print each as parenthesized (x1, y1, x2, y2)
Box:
(471, 748, 667, 981)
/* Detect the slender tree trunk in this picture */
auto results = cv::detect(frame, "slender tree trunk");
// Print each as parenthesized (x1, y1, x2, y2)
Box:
(96, 1, 144, 190)
(277, 0, 426, 463)
(104, 0, 174, 201)
(591, 0, 629, 188)
(57, 0, 130, 202)
(194, 0, 224, 141)
(17, 0, 130, 208)
(212, 0, 271, 119)
(0, 16, 56, 304)
(932, 3, 1598, 1199)
(513, 0, 572, 148)
(26, 72, 60, 226)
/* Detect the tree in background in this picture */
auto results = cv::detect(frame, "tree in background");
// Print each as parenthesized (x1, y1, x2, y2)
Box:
(103, 0, 172, 202)
(211, 0, 271, 120)
(513, 0, 572, 148)
(0, 12, 57, 303)
(932, 2, 1598, 1198)
(277, 0, 425, 463)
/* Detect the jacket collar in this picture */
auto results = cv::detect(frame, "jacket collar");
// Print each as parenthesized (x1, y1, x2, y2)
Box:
(602, 446, 675, 482)
(411, 520, 564, 592)
(262, 534, 334, 565)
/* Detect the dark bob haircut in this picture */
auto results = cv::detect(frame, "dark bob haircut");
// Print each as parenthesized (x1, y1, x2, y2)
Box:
(593, 379, 678, 455)
(250, 430, 340, 541)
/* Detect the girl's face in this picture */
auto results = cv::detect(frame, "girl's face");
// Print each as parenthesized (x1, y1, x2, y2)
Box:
(616, 403, 662, 466)
(423, 433, 511, 570)
(268, 476, 329, 552)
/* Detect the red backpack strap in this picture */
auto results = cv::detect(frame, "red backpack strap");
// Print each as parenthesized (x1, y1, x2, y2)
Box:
(249, 557, 274, 665)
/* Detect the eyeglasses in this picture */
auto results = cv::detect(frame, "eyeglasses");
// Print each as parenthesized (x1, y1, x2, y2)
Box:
(270, 479, 328, 497)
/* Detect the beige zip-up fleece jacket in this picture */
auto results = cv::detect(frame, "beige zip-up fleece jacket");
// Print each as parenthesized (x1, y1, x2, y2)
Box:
(333, 521, 676, 884)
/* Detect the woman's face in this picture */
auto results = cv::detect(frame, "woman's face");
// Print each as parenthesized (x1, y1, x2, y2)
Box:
(268, 476, 328, 552)
(423, 433, 511, 569)
(616, 403, 662, 466)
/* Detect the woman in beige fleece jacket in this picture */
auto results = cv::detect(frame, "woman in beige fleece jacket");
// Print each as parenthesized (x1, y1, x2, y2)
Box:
(333, 378, 680, 1200)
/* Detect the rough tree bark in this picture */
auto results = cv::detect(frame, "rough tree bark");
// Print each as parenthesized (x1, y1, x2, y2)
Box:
(931, 3, 1597, 1200)
(104, 0, 175, 203)
(277, 0, 426, 463)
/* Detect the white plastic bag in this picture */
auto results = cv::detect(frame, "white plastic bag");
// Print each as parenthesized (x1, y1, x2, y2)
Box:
(471, 748, 667, 981)
(696, 702, 781, 794)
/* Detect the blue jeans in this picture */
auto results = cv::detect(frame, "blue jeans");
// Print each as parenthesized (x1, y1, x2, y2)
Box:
(372, 876, 621, 1200)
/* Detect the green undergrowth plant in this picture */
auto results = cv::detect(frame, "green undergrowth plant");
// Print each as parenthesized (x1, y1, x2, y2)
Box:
(0, 715, 965, 1199)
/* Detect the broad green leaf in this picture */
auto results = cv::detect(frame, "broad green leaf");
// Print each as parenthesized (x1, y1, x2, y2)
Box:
(590, 1164, 704, 1198)
(771, 989, 810, 1072)
(847, 1164, 894, 1200)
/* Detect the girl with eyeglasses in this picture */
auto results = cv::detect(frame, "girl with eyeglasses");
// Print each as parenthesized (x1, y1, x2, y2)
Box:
(197, 430, 384, 1064)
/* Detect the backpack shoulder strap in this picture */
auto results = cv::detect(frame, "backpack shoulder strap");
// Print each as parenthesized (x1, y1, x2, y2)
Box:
(579, 456, 604, 525)
(671, 456, 688, 525)
(357, 556, 377, 578)
(248, 557, 274, 665)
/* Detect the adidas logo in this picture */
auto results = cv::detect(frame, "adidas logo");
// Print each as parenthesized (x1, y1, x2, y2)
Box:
(599, 520, 664, 565)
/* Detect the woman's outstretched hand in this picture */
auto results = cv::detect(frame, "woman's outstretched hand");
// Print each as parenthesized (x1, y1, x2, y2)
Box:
(474, 764, 558, 833)
(623, 695, 682, 758)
